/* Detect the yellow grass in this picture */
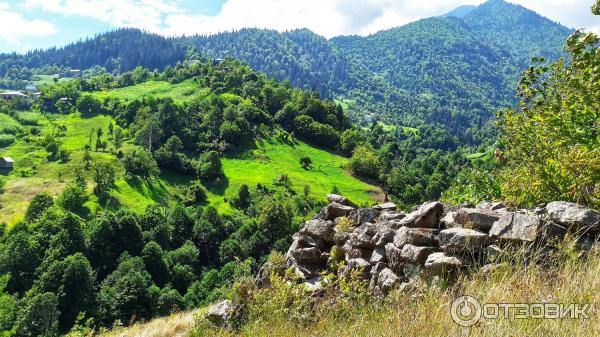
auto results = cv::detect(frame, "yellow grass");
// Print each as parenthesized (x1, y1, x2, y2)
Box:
(99, 311, 196, 337)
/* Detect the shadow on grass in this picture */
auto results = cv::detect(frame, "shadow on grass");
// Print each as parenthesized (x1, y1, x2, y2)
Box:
(122, 176, 171, 203)
(202, 175, 229, 196)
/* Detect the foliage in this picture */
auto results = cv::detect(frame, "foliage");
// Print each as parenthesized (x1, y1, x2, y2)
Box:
(93, 161, 116, 203)
(498, 29, 600, 208)
(25, 192, 54, 223)
(57, 184, 88, 213)
(122, 149, 159, 179)
(349, 144, 381, 180)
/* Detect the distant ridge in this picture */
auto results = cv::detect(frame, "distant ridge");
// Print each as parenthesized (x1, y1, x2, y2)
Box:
(443, 5, 477, 18)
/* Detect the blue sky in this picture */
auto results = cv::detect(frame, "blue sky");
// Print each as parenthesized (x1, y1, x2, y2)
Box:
(1, 0, 598, 53)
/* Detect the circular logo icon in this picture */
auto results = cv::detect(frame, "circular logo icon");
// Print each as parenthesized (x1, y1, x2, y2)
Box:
(451, 295, 481, 327)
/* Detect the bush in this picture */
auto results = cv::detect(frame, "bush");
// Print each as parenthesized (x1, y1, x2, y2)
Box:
(349, 144, 382, 180)
(0, 134, 15, 147)
(25, 192, 54, 223)
(179, 181, 207, 206)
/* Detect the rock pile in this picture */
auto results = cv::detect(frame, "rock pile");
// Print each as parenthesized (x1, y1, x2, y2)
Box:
(282, 195, 600, 296)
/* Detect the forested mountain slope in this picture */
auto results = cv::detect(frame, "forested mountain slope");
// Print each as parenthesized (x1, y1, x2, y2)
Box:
(0, 0, 572, 144)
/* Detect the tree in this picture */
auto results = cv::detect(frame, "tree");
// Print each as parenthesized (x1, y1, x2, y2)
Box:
(15, 292, 59, 337)
(122, 149, 159, 179)
(196, 151, 222, 180)
(34, 253, 96, 332)
(349, 144, 382, 180)
(57, 184, 88, 213)
(498, 26, 600, 208)
(169, 206, 194, 248)
(93, 161, 116, 203)
(25, 192, 54, 223)
(339, 129, 365, 154)
(76, 95, 102, 115)
(141, 242, 170, 287)
(235, 184, 251, 209)
(299, 156, 312, 169)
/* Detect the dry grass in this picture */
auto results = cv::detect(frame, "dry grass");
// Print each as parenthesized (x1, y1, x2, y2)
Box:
(99, 311, 196, 337)
(190, 245, 600, 337)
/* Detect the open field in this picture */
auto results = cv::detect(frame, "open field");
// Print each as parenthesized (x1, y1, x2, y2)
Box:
(89, 79, 207, 104)
(0, 112, 380, 224)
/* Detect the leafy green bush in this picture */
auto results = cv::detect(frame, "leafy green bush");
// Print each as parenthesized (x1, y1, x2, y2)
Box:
(0, 134, 15, 147)
(15, 111, 44, 126)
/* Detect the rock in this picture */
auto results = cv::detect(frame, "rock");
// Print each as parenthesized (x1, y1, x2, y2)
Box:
(370, 246, 386, 264)
(344, 245, 372, 260)
(439, 228, 488, 254)
(379, 211, 406, 221)
(424, 252, 462, 275)
(327, 202, 355, 219)
(373, 202, 398, 211)
(372, 225, 395, 246)
(546, 201, 600, 231)
(489, 213, 542, 242)
(289, 246, 322, 264)
(302, 277, 324, 292)
(476, 201, 507, 211)
(257, 261, 285, 288)
(347, 222, 393, 249)
(327, 194, 357, 208)
(455, 208, 502, 231)
(401, 244, 439, 265)
(377, 268, 401, 294)
(540, 222, 568, 242)
(385, 243, 404, 271)
(440, 211, 459, 228)
(396, 202, 444, 229)
(394, 227, 438, 248)
(349, 208, 381, 225)
(299, 219, 336, 243)
(207, 300, 234, 328)
(485, 245, 504, 260)
(481, 263, 508, 274)
(346, 258, 372, 278)
(368, 261, 388, 290)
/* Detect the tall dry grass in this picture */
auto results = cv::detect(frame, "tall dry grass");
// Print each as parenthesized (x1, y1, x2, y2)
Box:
(99, 311, 195, 337)
(191, 242, 600, 337)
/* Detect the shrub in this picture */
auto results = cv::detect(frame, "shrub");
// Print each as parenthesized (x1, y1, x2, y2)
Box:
(0, 134, 15, 147)
(122, 148, 159, 179)
(57, 184, 88, 213)
(25, 192, 54, 223)
(196, 151, 222, 180)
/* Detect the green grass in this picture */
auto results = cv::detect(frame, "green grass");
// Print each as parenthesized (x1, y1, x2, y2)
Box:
(89, 79, 206, 104)
(0, 112, 380, 224)
(32, 74, 70, 87)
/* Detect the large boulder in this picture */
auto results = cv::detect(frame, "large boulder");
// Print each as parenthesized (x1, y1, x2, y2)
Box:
(439, 228, 488, 254)
(347, 222, 393, 249)
(546, 201, 600, 231)
(385, 243, 404, 271)
(489, 213, 542, 242)
(440, 211, 459, 228)
(327, 194, 357, 208)
(401, 244, 439, 265)
(207, 300, 234, 328)
(424, 252, 462, 275)
(455, 208, 502, 231)
(327, 202, 355, 219)
(379, 211, 406, 221)
(394, 227, 438, 248)
(373, 202, 398, 211)
(299, 219, 336, 244)
(394, 202, 444, 229)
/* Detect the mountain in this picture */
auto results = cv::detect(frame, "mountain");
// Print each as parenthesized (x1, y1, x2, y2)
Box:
(443, 5, 476, 18)
(0, 0, 573, 144)
(463, 0, 573, 65)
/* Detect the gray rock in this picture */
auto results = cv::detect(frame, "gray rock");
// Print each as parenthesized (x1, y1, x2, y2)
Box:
(327, 194, 357, 208)
(349, 208, 381, 225)
(377, 268, 401, 294)
(379, 211, 406, 221)
(424, 252, 462, 275)
(370, 246, 386, 264)
(455, 208, 502, 231)
(396, 202, 444, 229)
(540, 221, 568, 242)
(373, 202, 398, 211)
(289, 246, 322, 264)
(299, 219, 335, 243)
(439, 228, 488, 253)
(401, 244, 439, 265)
(489, 213, 542, 242)
(440, 211, 459, 228)
(385, 243, 404, 271)
(347, 258, 372, 278)
(394, 227, 438, 248)
(546, 201, 600, 231)
(486, 245, 504, 260)
(476, 201, 507, 211)
(327, 202, 355, 219)
(207, 300, 234, 328)
(302, 277, 324, 292)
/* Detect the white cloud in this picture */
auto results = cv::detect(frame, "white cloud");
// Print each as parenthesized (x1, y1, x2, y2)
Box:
(23, 0, 181, 32)
(0, 3, 57, 46)
(21, 0, 600, 39)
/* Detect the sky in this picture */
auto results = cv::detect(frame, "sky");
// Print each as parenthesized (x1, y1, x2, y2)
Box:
(0, 0, 598, 53)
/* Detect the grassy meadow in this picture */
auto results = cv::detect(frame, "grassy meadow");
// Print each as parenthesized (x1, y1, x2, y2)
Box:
(89, 79, 207, 104)
(0, 110, 380, 225)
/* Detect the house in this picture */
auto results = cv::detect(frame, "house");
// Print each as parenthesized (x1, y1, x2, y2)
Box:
(25, 83, 38, 92)
(0, 157, 14, 169)
(0, 91, 30, 102)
